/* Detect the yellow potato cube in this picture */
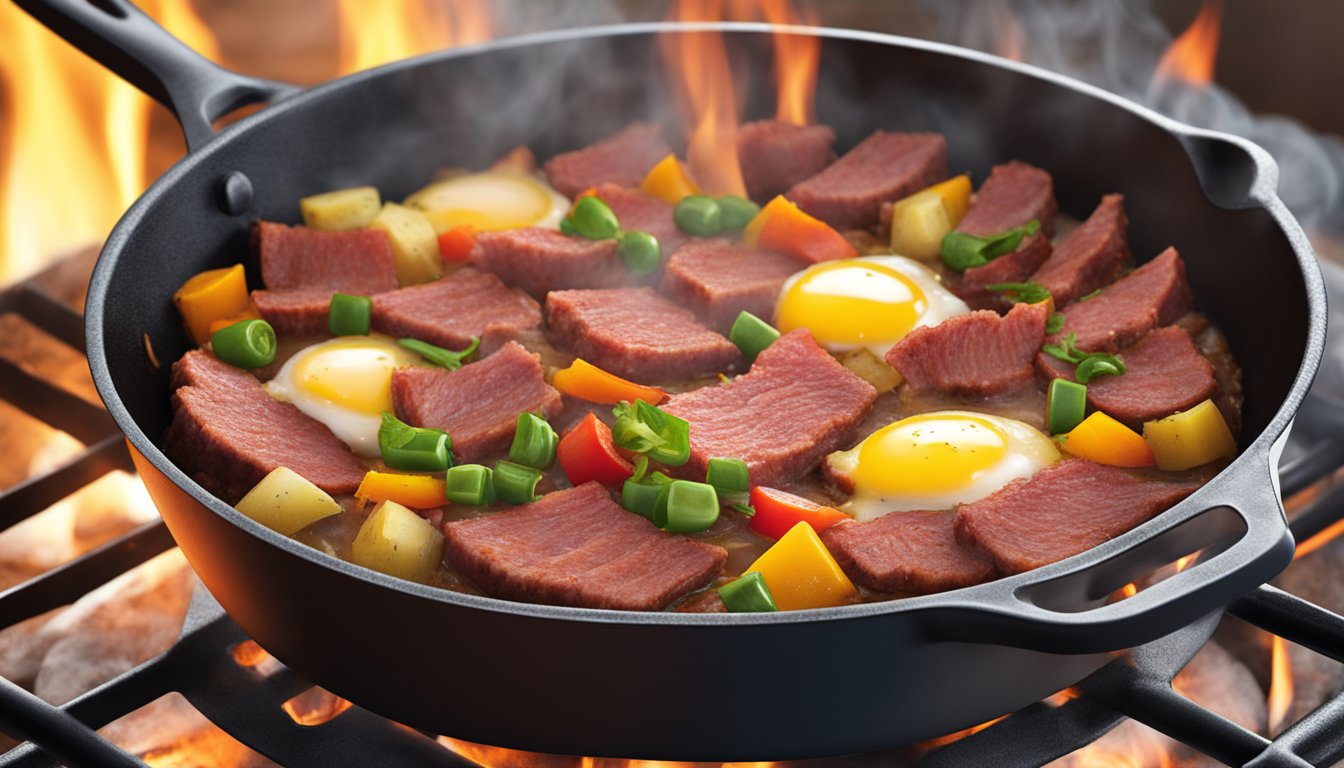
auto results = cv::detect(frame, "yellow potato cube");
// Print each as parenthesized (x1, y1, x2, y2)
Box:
(888, 191, 952, 261)
(746, 521, 856, 611)
(299, 186, 381, 231)
(370, 202, 443, 285)
(235, 467, 343, 536)
(840, 349, 903, 394)
(351, 500, 444, 583)
(1142, 399, 1238, 471)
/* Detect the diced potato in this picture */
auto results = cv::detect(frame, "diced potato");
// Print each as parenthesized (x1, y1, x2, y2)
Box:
(928, 175, 973, 224)
(370, 202, 443, 285)
(840, 349, 903, 393)
(889, 191, 953, 260)
(235, 467, 343, 536)
(1142, 399, 1237, 471)
(351, 500, 444, 583)
(299, 186, 381, 231)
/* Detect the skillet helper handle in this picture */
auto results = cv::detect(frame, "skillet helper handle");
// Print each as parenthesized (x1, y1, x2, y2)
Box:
(929, 455, 1295, 654)
(13, 0, 296, 151)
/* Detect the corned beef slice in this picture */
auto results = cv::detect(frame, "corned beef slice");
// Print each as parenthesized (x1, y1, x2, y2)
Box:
(954, 459, 1215, 574)
(1049, 247, 1194, 352)
(955, 161, 1058, 238)
(472, 228, 628, 299)
(956, 233, 1053, 309)
(391, 341, 561, 463)
(255, 221, 398, 291)
(822, 511, 998, 594)
(371, 267, 540, 351)
(252, 288, 338, 336)
(737, 119, 837, 203)
(442, 482, 726, 610)
(662, 329, 877, 487)
(164, 350, 367, 504)
(659, 240, 806, 333)
(542, 123, 671, 198)
(786, 131, 948, 231)
(1037, 326, 1218, 428)
(596, 183, 689, 257)
(886, 301, 1048, 398)
(1030, 194, 1131, 307)
(545, 287, 740, 382)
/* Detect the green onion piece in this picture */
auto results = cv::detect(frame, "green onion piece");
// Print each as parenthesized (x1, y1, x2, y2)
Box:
(706, 457, 750, 495)
(571, 195, 620, 240)
(630, 454, 650, 483)
(729, 311, 781, 363)
(210, 318, 276, 370)
(328, 293, 372, 336)
(1042, 332, 1085, 364)
(611, 400, 691, 467)
(730, 502, 756, 517)
(673, 195, 724, 237)
(398, 336, 480, 370)
(1079, 288, 1103, 302)
(717, 195, 761, 230)
(985, 282, 1051, 305)
(508, 412, 558, 470)
(446, 464, 495, 506)
(559, 217, 580, 237)
(1075, 353, 1126, 384)
(718, 571, 777, 613)
(1046, 379, 1088, 435)
(660, 480, 720, 533)
(940, 219, 1040, 273)
(378, 413, 453, 471)
(1046, 312, 1065, 335)
(617, 230, 661, 275)
(493, 460, 543, 505)
(620, 478, 664, 521)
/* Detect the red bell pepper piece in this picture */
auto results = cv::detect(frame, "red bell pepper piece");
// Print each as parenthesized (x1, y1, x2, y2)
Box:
(437, 224, 477, 264)
(557, 412, 634, 489)
(743, 195, 857, 264)
(747, 486, 850, 540)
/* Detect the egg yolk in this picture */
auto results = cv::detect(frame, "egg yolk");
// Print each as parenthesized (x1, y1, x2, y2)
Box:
(852, 413, 1009, 497)
(776, 260, 928, 348)
(411, 173, 557, 232)
(291, 341, 418, 415)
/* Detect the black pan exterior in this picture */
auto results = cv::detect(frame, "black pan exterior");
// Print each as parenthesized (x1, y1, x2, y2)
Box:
(85, 25, 1324, 760)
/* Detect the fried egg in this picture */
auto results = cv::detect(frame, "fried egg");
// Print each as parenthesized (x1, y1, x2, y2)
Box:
(403, 171, 569, 233)
(826, 411, 1060, 522)
(776, 255, 970, 357)
(265, 336, 422, 457)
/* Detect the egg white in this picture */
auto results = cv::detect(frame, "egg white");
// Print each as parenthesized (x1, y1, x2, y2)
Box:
(403, 171, 569, 233)
(826, 410, 1060, 522)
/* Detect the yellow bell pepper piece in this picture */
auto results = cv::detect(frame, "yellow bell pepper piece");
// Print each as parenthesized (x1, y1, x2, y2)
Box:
(927, 174, 972, 224)
(639, 154, 702, 205)
(173, 264, 251, 346)
(355, 471, 449, 509)
(745, 521, 856, 611)
(1142, 399, 1237, 471)
(1060, 411, 1156, 468)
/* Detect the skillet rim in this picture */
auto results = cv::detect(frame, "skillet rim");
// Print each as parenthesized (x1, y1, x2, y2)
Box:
(85, 21, 1328, 629)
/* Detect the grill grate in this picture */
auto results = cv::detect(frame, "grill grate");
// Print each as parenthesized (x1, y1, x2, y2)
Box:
(1, 267, 1343, 768)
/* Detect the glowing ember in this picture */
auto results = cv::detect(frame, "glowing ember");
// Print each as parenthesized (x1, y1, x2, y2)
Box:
(1153, 0, 1223, 87)
(335, 0, 492, 74)
(1268, 635, 1294, 735)
(759, 0, 820, 125)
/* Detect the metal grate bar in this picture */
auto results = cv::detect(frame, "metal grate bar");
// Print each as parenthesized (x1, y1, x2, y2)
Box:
(0, 677, 144, 768)
(0, 435, 132, 534)
(0, 284, 84, 352)
(1230, 585, 1344, 663)
(1280, 440, 1344, 499)
(916, 698, 1124, 767)
(0, 359, 116, 445)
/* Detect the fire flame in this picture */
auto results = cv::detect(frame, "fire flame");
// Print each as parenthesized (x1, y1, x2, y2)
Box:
(1268, 636, 1294, 735)
(335, 0, 492, 74)
(759, 0, 820, 125)
(1293, 516, 1344, 559)
(1154, 0, 1223, 87)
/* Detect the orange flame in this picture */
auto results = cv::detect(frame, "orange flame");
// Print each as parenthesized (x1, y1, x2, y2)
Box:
(663, 0, 747, 197)
(1154, 0, 1222, 86)
(1294, 517, 1344, 559)
(759, 0, 820, 125)
(1268, 636, 1294, 735)
(993, 4, 1026, 63)
(335, 0, 492, 74)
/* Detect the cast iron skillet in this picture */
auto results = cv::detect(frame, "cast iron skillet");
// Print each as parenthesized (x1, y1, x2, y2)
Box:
(19, 0, 1327, 760)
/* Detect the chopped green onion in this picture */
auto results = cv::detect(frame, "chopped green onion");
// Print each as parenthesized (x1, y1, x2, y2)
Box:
(985, 282, 1051, 305)
(559, 217, 580, 237)
(673, 195, 724, 237)
(717, 195, 761, 230)
(659, 480, 720, 533)
(718, 571, 777, 612)
(620, 478, 664, 521)
(617, 230, 661, 275)
(730, 502, 755, 517)
(940, 219, 1040, 273)
(706, 457, 750, 495)
(630, 454, 650, 483)
(210, 318, 276, 370)
(1042, 332, 1086, 364)
(493, 460, 543, 505)
(1075, 353, 1126, 384)
(611, 400, 691, 467)
(398, 336, 479, 370)
(328, 293, 372, 336)
(378, 413, 452, 471)
(446, 464, 495, 506)
(1046, 379, 1088, 435)
(1046, 312, 1065, 335)
(508, 413, 558, 470)
(571, 196, 620, 240)
(729, 311, 781, 363)
(1079, 288, 1103, 302)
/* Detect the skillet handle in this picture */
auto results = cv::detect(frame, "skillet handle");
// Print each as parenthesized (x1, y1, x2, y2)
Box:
(12, 0, 297, 151)
(926, 453, 1295, 654)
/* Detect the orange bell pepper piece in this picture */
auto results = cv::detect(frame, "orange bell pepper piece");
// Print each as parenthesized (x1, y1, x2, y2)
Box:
(207, 304, 262, 338)
(639, 154, 702, 205)
(743, 195, 857, 263)
(355, 471, 450, 509)
(174, 264, 251, 345)
(1060, 411, 1156, 468)
(551, 358, 667, 405)
(437, 224, 478, 264)
(556, 412, 634, 488)
(748, 487, 850, 540)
